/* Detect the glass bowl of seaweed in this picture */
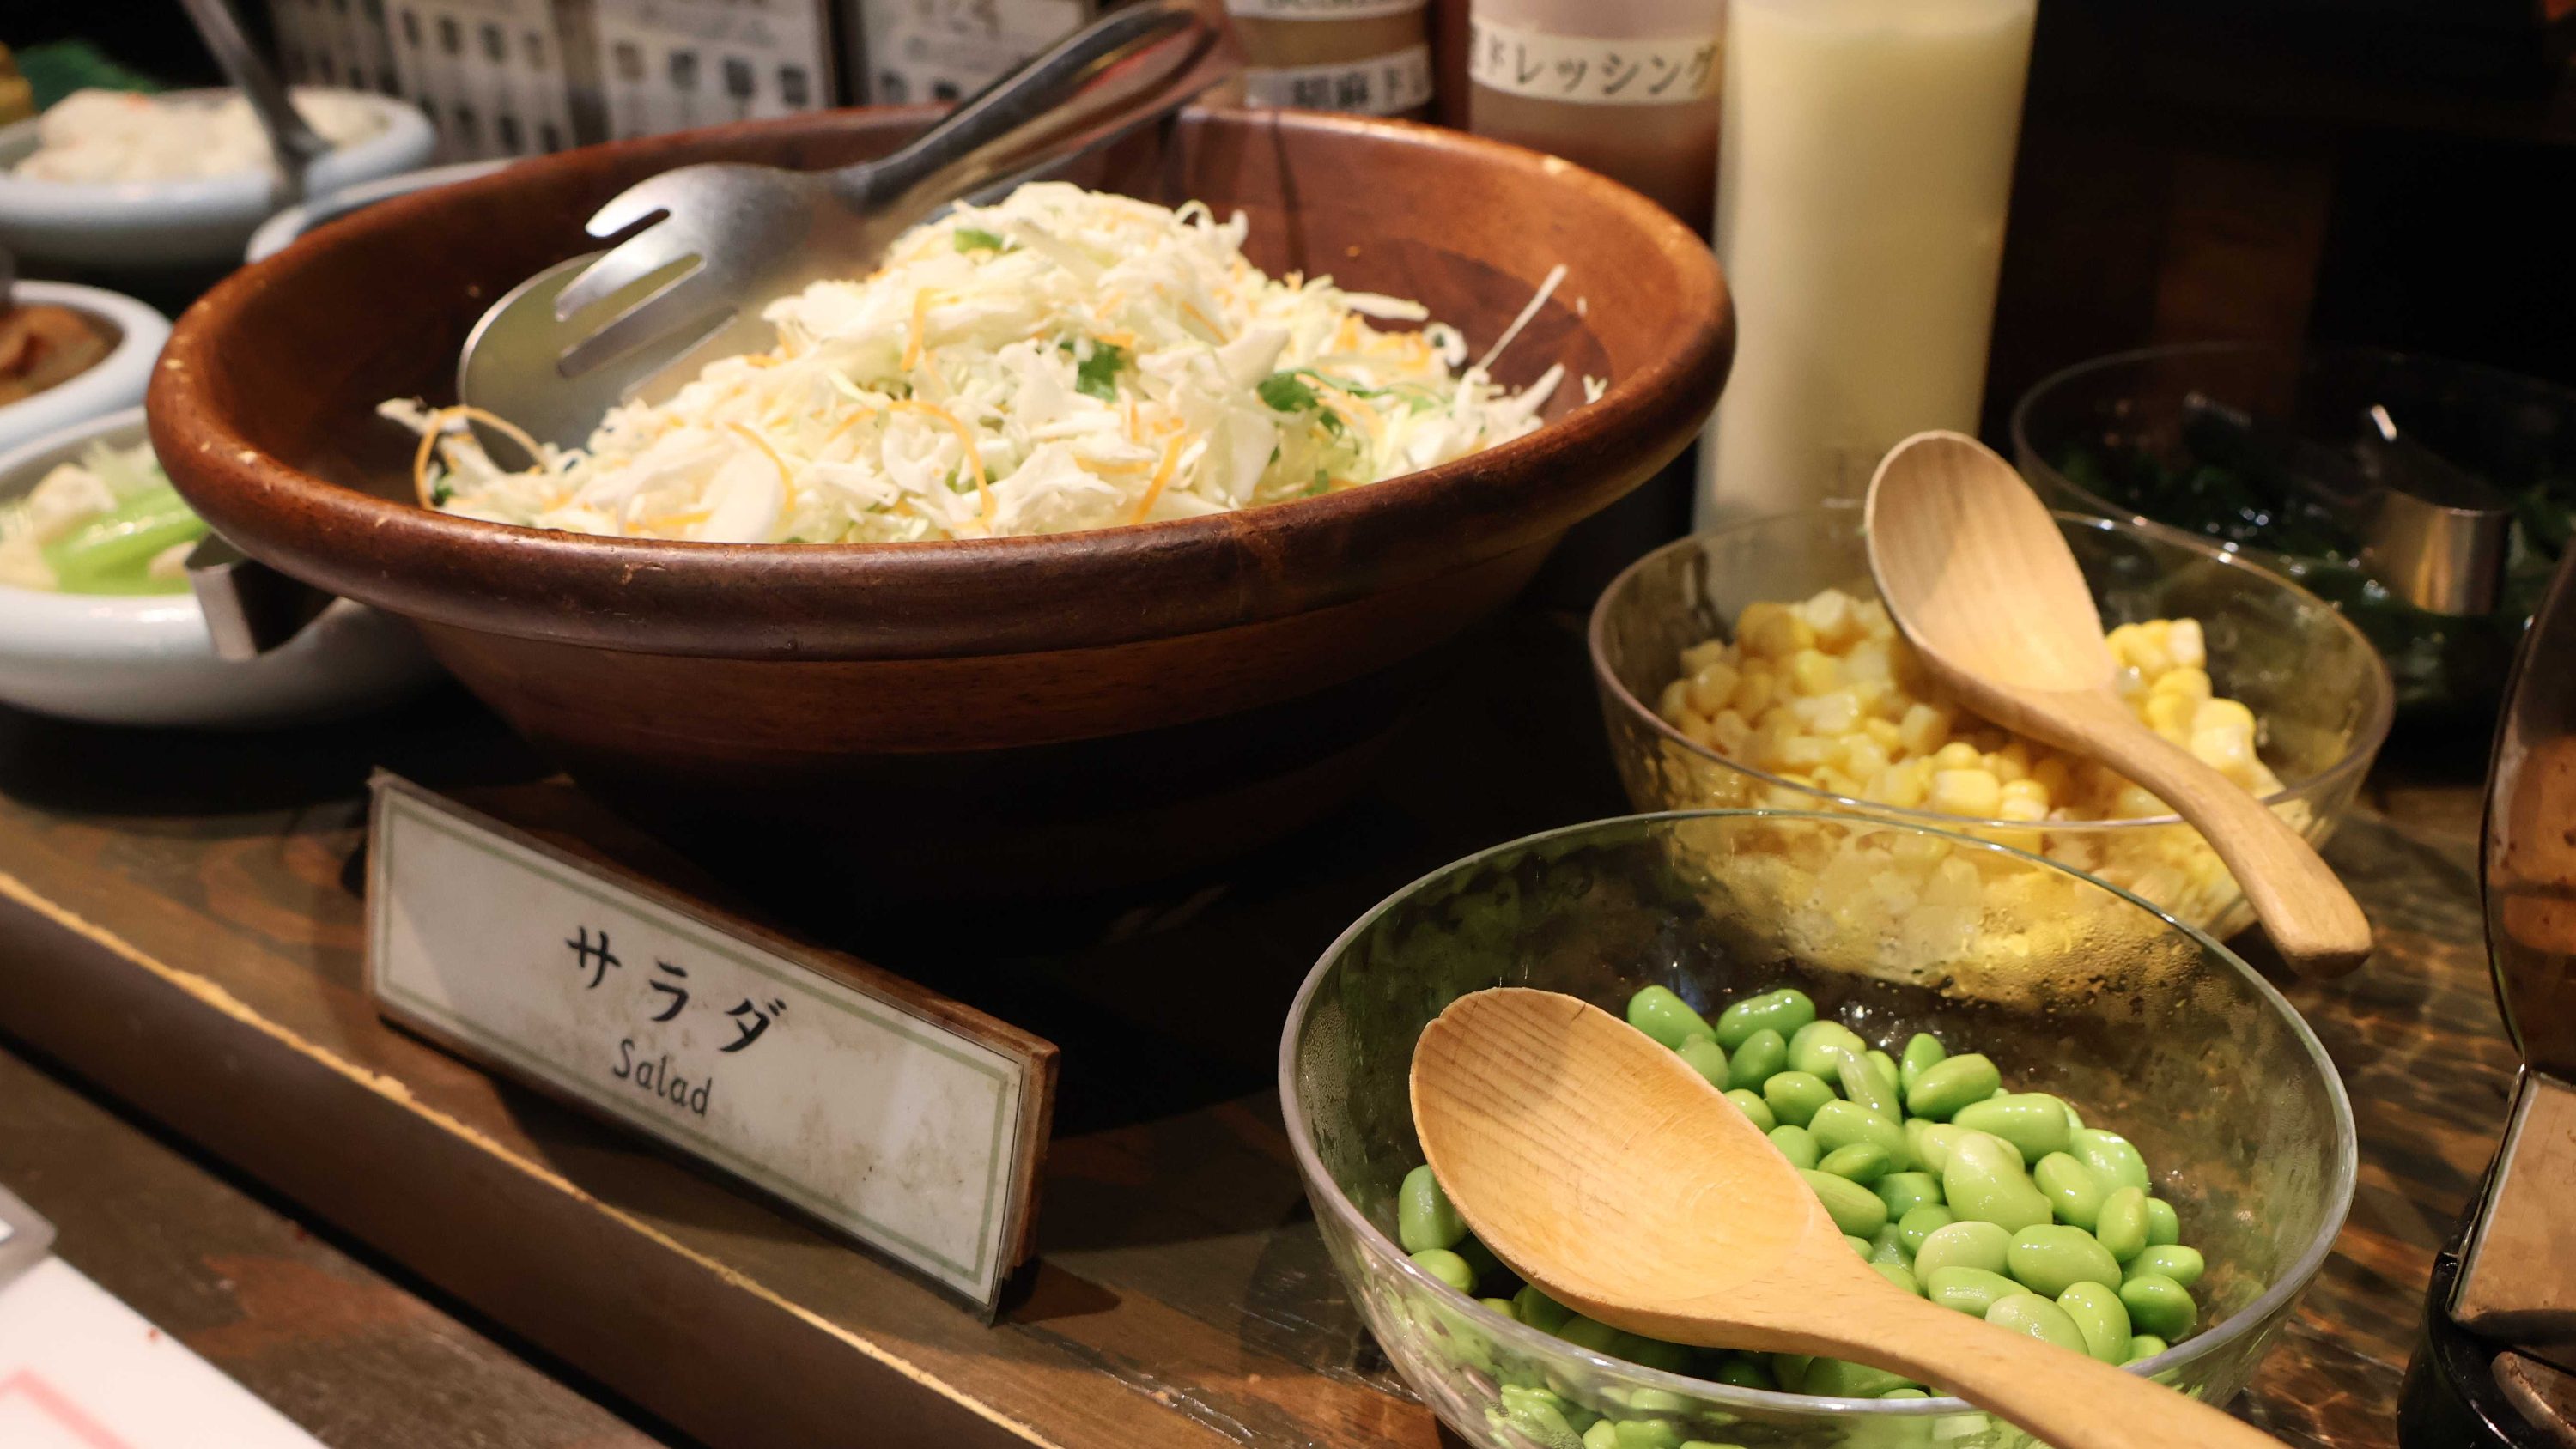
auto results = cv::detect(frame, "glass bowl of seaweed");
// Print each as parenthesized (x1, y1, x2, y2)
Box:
(2010, 342, 2576, 737)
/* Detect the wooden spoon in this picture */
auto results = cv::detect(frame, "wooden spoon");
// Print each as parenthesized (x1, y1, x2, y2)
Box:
(1412, 988, 2286, 1449)
(1862, 429, 2372, 979)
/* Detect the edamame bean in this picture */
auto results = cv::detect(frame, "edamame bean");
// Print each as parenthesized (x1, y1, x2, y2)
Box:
(1912, 1220, 2011, 1278)
(1879, 1390, 1930, 1402)
(1516, 1282, 1574, 1333)
(1764, 1070, 1838, 1128)
(1727, 1028, 1787, 1091)
(2117, 1274, 2196, 1338)
(2145, 1197, 2181, 1247)
(1812, 1100, 1914, 1170)
(2032, 1152, 2109, 1230)
(2125, 1244, 2204, 1288)
(1674, 1034, 1731, 1089)
(1899, 1033, 1947, 1093)
(1559, 1315, 1625, 1354)
(2124, 1335, 2169, 1365)
(1480, 1296, 1520, 1319)
(1872, 1261, 1922, 1297)
(1725, 1088, 1777, 1132)
(1838, 1053, 1903, 1123)
(1801, 1168, 1890, 1236)
(1867, 1050, 1902, 1094)
(1713, 987, 1815, 1050)
(1804, 1359, 1917, 1397)
(1984, 1294, 2089, 1355)
(1399, 1164, 1467, 1252)
(2056, 1282, 2132, 1364)
(1845, 1234, 1874, 1258)
(1905, 1053, 2002, 1120)
(2094, 1186, 2150, 1263)
(1584, 1420, 1618, 1449)
(1941, 1131, 2052, 1231)
(1868, 1222, 1909, 1265)
(1412, 1248, 1475, 1293)
(1613, 1420, 1680, 1449)
(2007, 1225, 2123, 1296)
(1710, 1356, 1775, 1391)
(1614, 1336, 1693, 1376)
(2069, 1128, 2151, 1193)
(2063, 1100, 2086, 1134)
(1788, 1020, 1870, 1079)
(1498, 1385, 1582, 1449)
(1771, 1125, 1820, 1170)
(1819, 1143, 1893, 1184)
(1952, 1093, 2074, 1161)
(1877, 1172, 1945, 1221)
(1905, 1119, 1965, 1174)
(1769, 1354, 1813, 1392)
(1925, 1266, 2021, 1317)
(1897, 1204, 1957, 1255)
(1627, 986, 1716, 1050)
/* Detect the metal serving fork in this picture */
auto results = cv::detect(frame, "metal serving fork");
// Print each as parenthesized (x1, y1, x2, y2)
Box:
(457, 0, 1236, 452)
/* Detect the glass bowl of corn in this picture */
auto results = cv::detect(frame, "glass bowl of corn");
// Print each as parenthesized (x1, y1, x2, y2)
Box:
(1587, 504, 2394, 941)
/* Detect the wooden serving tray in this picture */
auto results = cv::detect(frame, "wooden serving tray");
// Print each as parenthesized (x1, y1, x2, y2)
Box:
(0, 611, 2523, 1448)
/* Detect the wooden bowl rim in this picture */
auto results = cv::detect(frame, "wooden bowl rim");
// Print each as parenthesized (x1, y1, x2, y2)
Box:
(151, 106, 1732, 656)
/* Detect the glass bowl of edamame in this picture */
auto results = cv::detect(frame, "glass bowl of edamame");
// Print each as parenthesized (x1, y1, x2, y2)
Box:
(1279, 810, 2355, 1449)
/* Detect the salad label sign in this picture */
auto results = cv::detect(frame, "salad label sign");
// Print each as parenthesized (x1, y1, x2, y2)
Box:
(362, 773, 1055, 1313)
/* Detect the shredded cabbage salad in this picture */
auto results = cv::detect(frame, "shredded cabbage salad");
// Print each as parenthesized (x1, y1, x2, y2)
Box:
(384, 181, 1575, 543)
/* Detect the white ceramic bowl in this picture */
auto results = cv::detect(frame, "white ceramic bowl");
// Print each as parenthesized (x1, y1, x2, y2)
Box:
(0, 281, 168, 458)
(244, 157, 512, 264)
(0, 88, 435, 269)
(0, 408, 441, 727)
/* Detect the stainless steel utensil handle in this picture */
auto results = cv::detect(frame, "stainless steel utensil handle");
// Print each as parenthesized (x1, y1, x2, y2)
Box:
(174, 0, 334, 197)
(840, 0, 1236, 215)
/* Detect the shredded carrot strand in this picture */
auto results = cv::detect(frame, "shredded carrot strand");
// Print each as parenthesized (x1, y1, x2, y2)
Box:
(902, 288, 936, 372)
(727, 423, 799, 516)
(892, 399, 992, 527)
(1128, 437, 1182, 524)
(413, 404, 550, 506)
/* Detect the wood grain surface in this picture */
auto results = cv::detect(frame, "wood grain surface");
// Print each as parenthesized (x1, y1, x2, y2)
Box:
(0, 609, 2520, 1449)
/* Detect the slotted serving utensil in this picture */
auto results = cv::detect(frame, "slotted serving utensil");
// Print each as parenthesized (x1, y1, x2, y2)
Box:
(175, 0, 333, 201)
(457, 0, 1237, 452)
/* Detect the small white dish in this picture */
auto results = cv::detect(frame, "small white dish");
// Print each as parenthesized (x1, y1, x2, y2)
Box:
(0, 407, 441, 728)
(245, 158, 512, 264)
(0, 281, 168, 458)
(0, 88, 435, 270)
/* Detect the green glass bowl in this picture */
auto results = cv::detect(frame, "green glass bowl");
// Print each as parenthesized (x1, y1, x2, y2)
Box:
(1280, 810, 2356, 1449)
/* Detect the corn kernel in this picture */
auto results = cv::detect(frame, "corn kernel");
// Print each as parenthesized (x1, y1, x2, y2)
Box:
(2105, 623, 2142, 669)
(1853, 598, 1895, 640)
(2111, 785, 2168, 820)
(2145, 692, 2196, 740)
(2028, 758, 2074, 803)
(1843, 641, 1893, 683)
(1682, 712, 1722, 748)
(1862, 717, 1904, 751)
(1929, 768, 2004, 817)
(1656, 678, 1694, 724)
(1894, 703, 1951, 757)
(1801, 588, 1862, 649)
(1686, 660, 1741, 715)
(2194, 698, 2256, 734)
(1732, 669, 1777, 718)
(1795, 688, 1861, 737)
(2001, 778, 2050, 808)
(2168, 619, 2206, 670)
(2190, 724, 2255, 784)
(1932, 741, 1984, 772)
(1787, 649, 1844, 697)
(1812, 767, 1863, 799)
(1845, 676, 1894, 722)
(1839, 735, 1893, 781)
(1869, 766, 1928, 809)
(2128, 624, 2176, 678)
(2151, 666, 2212, 702)
(1776, 733, 1833, 773)
(1889, 830, 1951, 869)
(1710, 709, 1753, 754)
(1738, 603, 1815, 659)
(1997, 794, 2049, 823)
(1680, 640, 1735, 674)
(1985, 743, 2030, 785)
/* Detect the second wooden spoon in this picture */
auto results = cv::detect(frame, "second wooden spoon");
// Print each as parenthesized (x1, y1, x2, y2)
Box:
(1862, 429, 2372, 979)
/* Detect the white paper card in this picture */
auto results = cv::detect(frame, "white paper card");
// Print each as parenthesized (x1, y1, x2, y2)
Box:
(1467, 17, 1721, 106)
(366, 777, 1037, 1305)
(0, 1258, 326, 1449)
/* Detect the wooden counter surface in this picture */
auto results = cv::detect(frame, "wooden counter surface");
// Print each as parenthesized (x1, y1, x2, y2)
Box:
(0, 609, 2516, 1448)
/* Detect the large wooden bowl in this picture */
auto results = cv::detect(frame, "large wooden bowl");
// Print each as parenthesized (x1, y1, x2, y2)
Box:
(152, 106, 1732, 896)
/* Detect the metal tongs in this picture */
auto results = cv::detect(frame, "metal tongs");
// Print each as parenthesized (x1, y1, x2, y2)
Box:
(2180, 393, 2515, 616)
(2452, 543, 2576, 1380)
(456, 0, 1238, 452)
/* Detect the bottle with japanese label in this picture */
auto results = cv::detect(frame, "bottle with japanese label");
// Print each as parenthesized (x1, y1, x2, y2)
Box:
(1218, 0, 1436, 119)
(860, 0, 1097, 105)
(1695, 0, 2037, 525)
(1464, 0, 1725, 227)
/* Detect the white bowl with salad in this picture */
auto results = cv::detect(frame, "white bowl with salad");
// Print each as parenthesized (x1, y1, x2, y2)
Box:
(0, 87, 435, 269)
(0, 407, 439, 727)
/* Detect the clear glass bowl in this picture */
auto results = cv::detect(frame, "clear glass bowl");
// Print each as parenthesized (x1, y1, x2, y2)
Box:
(1279, 810, 2357, 1449)
(1587, 506, 2394, 941)
(2008, 341, 2576, 734)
